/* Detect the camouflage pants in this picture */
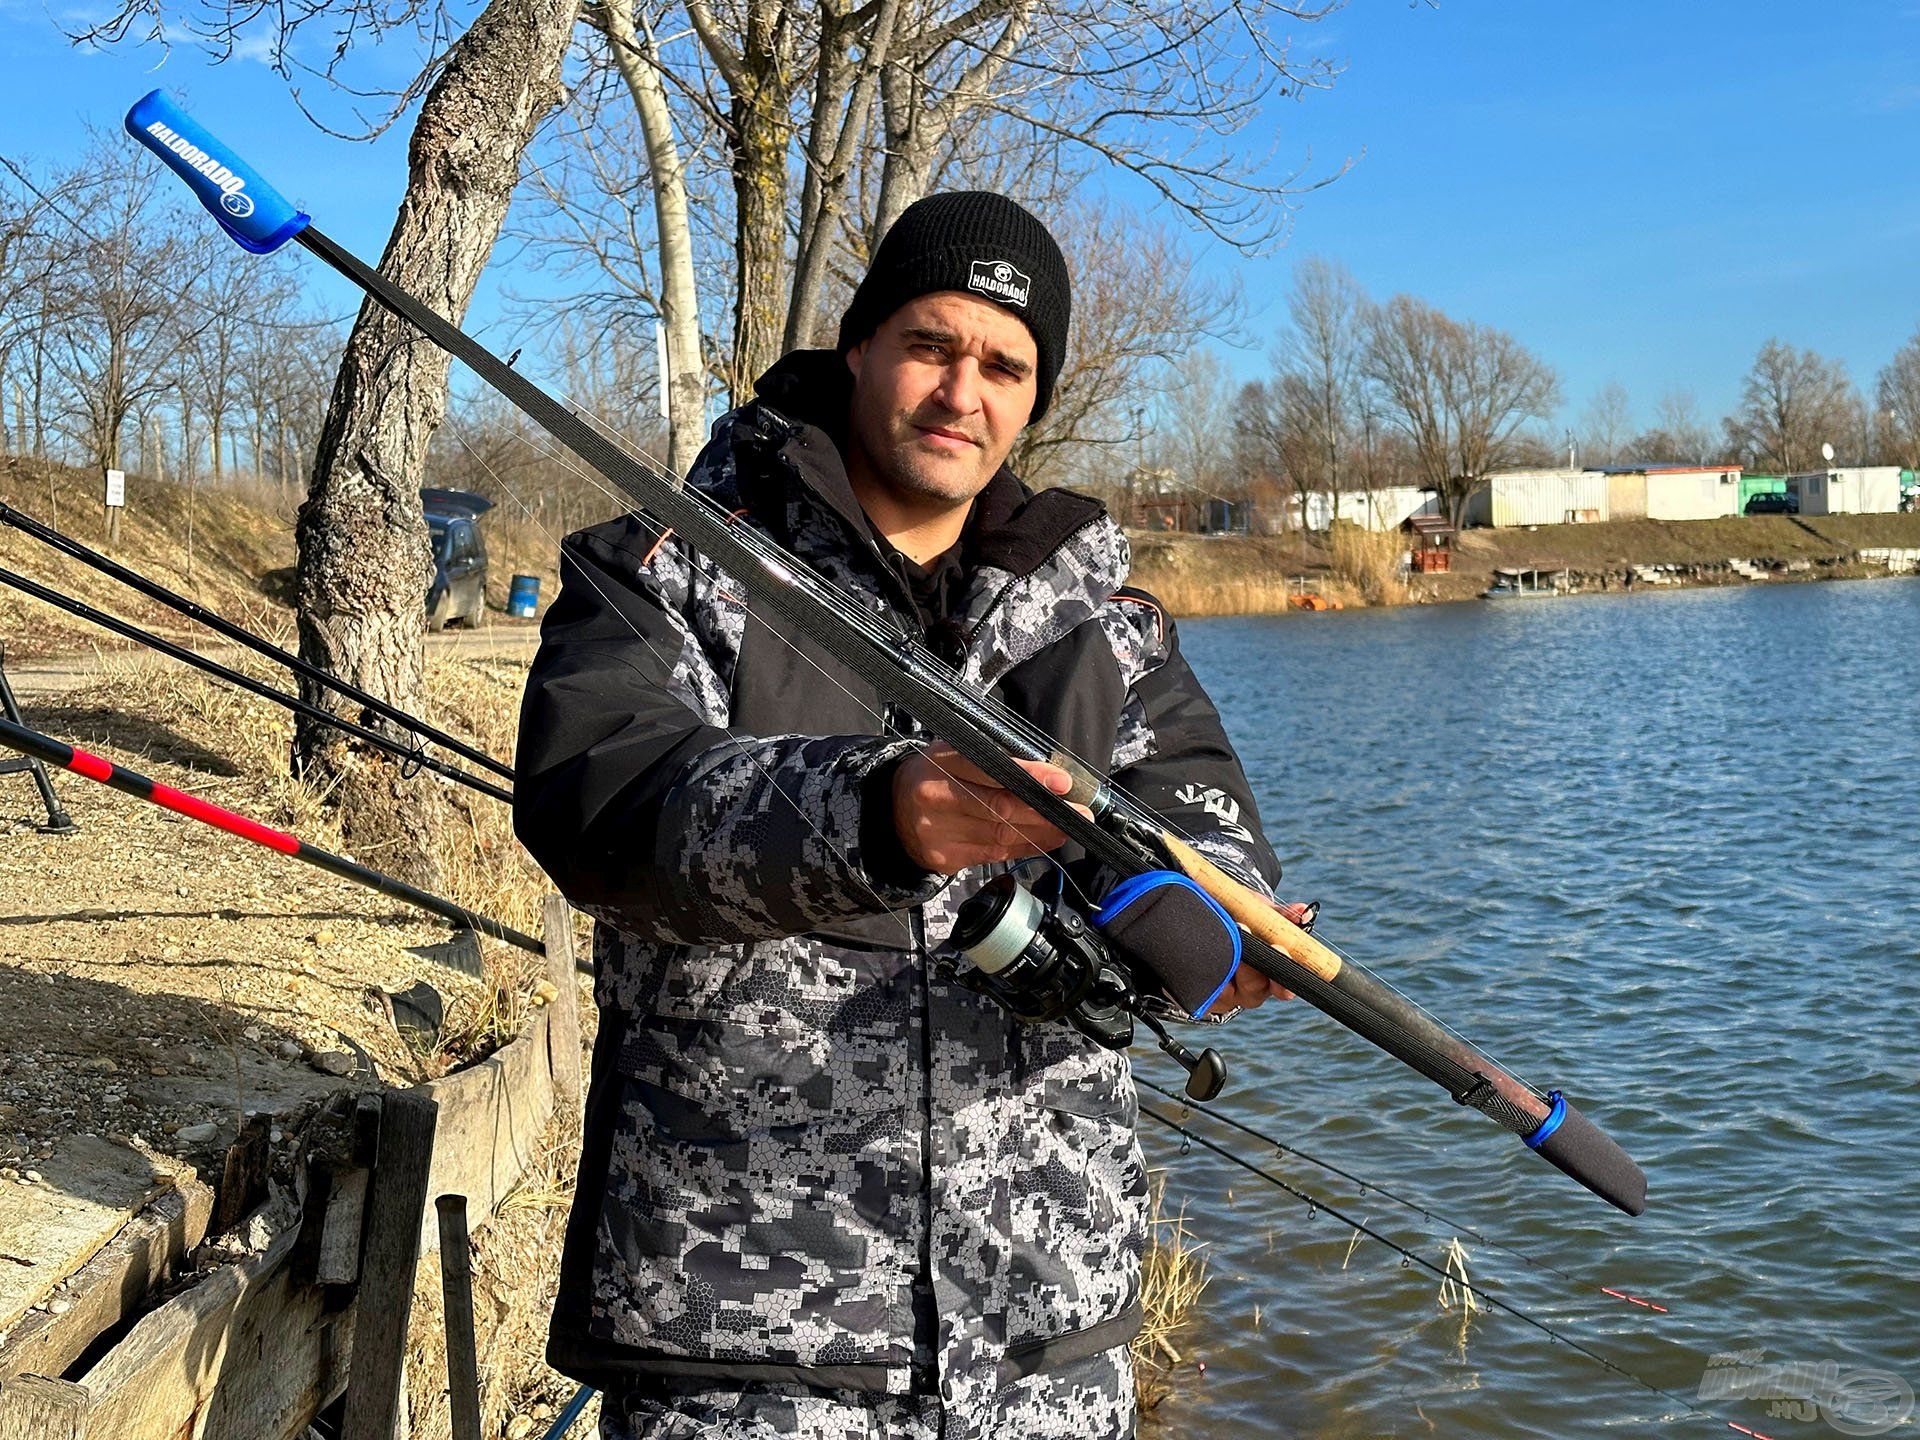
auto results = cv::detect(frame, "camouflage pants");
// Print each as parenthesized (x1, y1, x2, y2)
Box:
(599, 1344, 1136, 1440)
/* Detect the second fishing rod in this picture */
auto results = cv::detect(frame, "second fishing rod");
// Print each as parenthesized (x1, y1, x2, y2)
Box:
(0, 560, 513, 804)
(126, 88, 1646, 1217)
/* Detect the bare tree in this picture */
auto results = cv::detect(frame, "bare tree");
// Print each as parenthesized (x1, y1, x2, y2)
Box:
(42, 142, 197, 471)
(1629, 386, 1715, 466)
(1875, 327, 1920, 469)
(295, 0, 576, 881)
(1578, 380, 1631, 466)
(1447, 319, 1560, 492)
(1275, 255, 1363, 511)
(551, 0, 1343, 442)
(1363, 294, 1559, 525)
(0, 160, 70, 456)
(1007, 201, 1238, 487)
(1723, 338, 1863, 474)
(1225, 379, 1280, 524)
(1155, 348, 1237, 500)
(579, 1, 711, 473)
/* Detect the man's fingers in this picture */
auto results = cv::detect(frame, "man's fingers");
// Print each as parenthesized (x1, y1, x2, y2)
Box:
(921, 742, 1074, 798)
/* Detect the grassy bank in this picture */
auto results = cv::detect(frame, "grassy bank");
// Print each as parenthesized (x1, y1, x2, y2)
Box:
(1129, 512, 1920, 616)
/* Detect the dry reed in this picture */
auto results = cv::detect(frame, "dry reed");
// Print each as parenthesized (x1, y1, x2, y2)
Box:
(1132, 1172, 1211, 1414)
(1326, 522, 1410, 606)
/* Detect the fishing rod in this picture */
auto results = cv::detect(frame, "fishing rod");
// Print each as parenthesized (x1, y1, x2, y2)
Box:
(124, 89, 1646, 1216)
(0, 713, 546, 955)
(0, 497, 516, 784)
(1134, 1075, 1668, 1312)
(0, 562, 513, 804)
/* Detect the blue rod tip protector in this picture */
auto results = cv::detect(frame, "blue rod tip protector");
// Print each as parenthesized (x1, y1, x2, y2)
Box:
(124, 90, 310, 254)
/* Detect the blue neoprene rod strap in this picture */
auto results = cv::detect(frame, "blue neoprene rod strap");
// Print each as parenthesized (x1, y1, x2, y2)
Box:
(124, 90, 309, 254)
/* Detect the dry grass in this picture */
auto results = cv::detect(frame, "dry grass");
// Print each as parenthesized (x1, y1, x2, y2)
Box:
(1132, 1173, 1211, 1414)
(1326, 522, 1409, 607)
(417, 653, 548, 937)
(1, 455, 296, 660)
(57, 641, 556, 1076)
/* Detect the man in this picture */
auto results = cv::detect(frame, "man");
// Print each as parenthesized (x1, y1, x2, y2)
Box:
(515, 191, 1289, 1440)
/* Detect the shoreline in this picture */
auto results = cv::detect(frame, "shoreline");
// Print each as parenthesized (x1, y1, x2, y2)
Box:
(1127, 514, 1920, 617)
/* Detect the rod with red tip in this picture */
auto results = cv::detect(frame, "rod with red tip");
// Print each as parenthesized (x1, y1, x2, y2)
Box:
(0, 714, 543, 955)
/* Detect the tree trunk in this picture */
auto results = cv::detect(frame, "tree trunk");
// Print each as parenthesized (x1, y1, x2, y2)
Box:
(727, 62, 794, 401)
(873, 60, 936, 246)
(786, 0, 903, 355)
(294, 0, 575, 886)
(602, 2, 707, 478)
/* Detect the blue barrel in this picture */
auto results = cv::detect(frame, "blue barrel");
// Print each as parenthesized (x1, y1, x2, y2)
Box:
(507, 574, 541, 618)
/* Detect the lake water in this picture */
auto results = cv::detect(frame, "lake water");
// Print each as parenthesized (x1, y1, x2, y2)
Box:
(1141, 578, 1920, 1439)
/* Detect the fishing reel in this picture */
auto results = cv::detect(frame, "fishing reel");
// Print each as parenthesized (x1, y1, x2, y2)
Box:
(950, 872, 1229, 1101)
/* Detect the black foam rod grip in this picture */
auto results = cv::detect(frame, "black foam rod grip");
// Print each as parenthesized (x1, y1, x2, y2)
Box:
(1532, 1098, 1647, 1216)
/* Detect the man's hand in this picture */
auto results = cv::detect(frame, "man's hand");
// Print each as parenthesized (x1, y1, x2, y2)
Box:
(1205, 900, 1312, 1016)
(893, 741, 1085, 875)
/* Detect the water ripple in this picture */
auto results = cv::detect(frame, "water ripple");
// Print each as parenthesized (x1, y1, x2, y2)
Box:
(1143, 580, 1920, 1437)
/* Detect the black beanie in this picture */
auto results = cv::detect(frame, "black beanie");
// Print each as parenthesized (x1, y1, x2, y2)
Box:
(837, 191, 1071, 422)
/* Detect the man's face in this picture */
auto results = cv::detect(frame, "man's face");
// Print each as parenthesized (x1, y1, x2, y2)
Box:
(845, 291, 1040, 507)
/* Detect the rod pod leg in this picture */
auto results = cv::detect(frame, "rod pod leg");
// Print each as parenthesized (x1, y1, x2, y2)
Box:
(0, 644, 76, 835)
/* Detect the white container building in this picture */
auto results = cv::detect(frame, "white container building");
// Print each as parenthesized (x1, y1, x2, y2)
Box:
(1641, 466, 1742, 521)
(1464, 470, 1611, 528)
(1302, 486, 1440, 532)
(1788, 466, 1904, 515)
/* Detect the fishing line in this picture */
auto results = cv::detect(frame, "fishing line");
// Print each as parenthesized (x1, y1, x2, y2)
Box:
(1138, 1102, 1738, 1435)
(471, 381, 1251, 923)
(1136, 1075, 1664, 1310)
(445, 423, 923, 927)
(447, 412, 1103, 914)
(122, 96, 1652, 1213)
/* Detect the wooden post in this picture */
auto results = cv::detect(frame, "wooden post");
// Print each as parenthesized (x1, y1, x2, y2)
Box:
(341, 1089, 438, 1440)
(433, 1197, 482, 1440)
(542, 894, 583, 1107)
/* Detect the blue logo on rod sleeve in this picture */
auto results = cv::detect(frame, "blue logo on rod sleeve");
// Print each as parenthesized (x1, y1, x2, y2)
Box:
(124, 90, 309, 254)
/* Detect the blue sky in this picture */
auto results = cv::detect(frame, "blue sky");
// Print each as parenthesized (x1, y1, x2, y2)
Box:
(5, 0, 1918, 430)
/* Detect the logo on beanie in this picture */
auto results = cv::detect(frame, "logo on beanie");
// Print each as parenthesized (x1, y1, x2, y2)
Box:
(967, 258, 1031, 309)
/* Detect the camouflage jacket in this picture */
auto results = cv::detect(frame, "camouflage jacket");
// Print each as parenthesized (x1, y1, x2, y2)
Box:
(515, 351, 1282, 1421)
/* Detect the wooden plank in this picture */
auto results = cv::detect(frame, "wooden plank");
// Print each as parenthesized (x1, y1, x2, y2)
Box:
(212, 1115, 273, 1238)
(75, 1224, 353, 1440)
(0, 1173, 213, 1385)
(0, 1374, 90, 1439)
(340, 1090, 438, 1440)
(417, 1015, 552, 1254)
(0, 1137, 176, 1335)
(542, 894, 583, 1108)
(315, 1169, 370, 1287)
(433, 1197, 482, 1440)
